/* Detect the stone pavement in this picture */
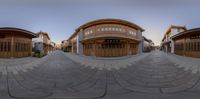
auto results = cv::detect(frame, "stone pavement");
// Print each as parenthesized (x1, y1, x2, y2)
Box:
(0, 50, 200, 99)
(65, 52, 151, 70)
(165, 53, 200, 74)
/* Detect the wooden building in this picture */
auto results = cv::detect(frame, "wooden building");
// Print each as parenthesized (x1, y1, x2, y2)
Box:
(67, 19, 144, 57)
(0, 27, 36, 58)
(171, 28, 200, 58)
(49, 42, 56, 52)
(142, 36, 154, 52)
(61, 40, 69, 52)
(32, 32, 51, 55)
(161, 25, 186, 53)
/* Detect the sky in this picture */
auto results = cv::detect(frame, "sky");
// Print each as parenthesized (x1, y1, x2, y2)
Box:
(0, 0, 200, 45)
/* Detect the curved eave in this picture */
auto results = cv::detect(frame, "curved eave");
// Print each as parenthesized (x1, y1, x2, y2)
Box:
(171, 28, 200, 40)
(0, 27, 37, 38)
(164, 25, 187, 36)
(81, 36, 140, 42)
(37, 32, 50, 40)
(68, 19, 144, 40)
(68, 31, 78, 40)
(76, 19, 145, 32)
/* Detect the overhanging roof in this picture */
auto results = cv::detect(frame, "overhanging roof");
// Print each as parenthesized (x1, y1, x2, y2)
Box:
(68, 19, 145, 40)
(162, 25, 187, 41)
(171, 28, 200, 39)
(0, 27, 37, 38)
(37, 31, 51, 40)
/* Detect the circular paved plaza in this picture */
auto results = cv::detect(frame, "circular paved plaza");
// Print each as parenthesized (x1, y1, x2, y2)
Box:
(1, 50, 200, 99)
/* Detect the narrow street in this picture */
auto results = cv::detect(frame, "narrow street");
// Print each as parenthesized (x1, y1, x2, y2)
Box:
(0, 50, 200, 99)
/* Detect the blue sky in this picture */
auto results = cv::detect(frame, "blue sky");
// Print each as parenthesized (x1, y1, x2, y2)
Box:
(0, 0, 200, 45)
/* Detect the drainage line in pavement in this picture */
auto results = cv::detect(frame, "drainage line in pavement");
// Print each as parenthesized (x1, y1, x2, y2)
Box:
(111, 71, 137, 94)
(46, 70, 108, 99)
(69, 71, 101, 92)
(114, 70, 161, 94)
(165, 70, 200, 94)
(6, 66, 53, 99)
(69, 69, 98, 88)
(6, 66, 16, 99)
(94, 70, 108, 99)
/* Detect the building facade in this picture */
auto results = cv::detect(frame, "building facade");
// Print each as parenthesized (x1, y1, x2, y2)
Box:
(67, 19, 144, 57)
(55, 44, 62, 50)
(61, 40, 72, 52)
(161, 25, 186, 53)
(171, 28, 200, 58)
(49, 42, 56, 52)
(0, 27, 36, 58)
(32, 32, 51, 55)
(142, 36, 154, 52)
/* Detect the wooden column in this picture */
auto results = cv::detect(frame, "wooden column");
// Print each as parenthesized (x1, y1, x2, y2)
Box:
(126, 40, 129, 55)
(183, 37, 186, 56)
(11, 32, 14, 58)
(72, 41, 74, 53)
(93, 40, 96, 56)
(29, 40, 32, 56)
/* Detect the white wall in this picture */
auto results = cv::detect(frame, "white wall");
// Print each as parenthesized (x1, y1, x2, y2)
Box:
(170, 28, 185, 53)
(32, 34, 43, 43)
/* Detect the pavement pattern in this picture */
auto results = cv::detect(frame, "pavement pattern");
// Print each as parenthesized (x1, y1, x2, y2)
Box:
(0, 50, 200, 99)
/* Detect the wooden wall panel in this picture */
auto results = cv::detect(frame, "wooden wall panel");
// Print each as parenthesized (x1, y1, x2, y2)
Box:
(174, 35, 200, 58)
(0, 36, 32, 58)
(83, 38, 138, 57)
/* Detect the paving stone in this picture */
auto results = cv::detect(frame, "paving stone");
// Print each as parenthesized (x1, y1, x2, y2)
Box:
(0, 50, 200, 99)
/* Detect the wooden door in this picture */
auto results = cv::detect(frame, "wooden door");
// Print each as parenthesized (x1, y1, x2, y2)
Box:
(0, 38, 11, 58)
(14, 38, 31, 58)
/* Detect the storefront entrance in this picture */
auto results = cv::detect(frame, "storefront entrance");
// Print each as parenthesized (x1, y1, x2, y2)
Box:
(0, 36, 32, 58)
(0, 38, 11, 58)
(83, 38, 138, 57)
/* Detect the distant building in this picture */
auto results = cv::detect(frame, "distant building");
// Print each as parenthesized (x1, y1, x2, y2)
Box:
(161, 25, 186, 53)
(55, 44, 62, 50)
(0, 27, 36, 58)
(61, 40, 68, 52)
(32, 31, 52, 55)
(142, 36, 154, 52)
(61, 40, 72, 52)
(49, 42, 56, 52)
(66, 19, 144, 57)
